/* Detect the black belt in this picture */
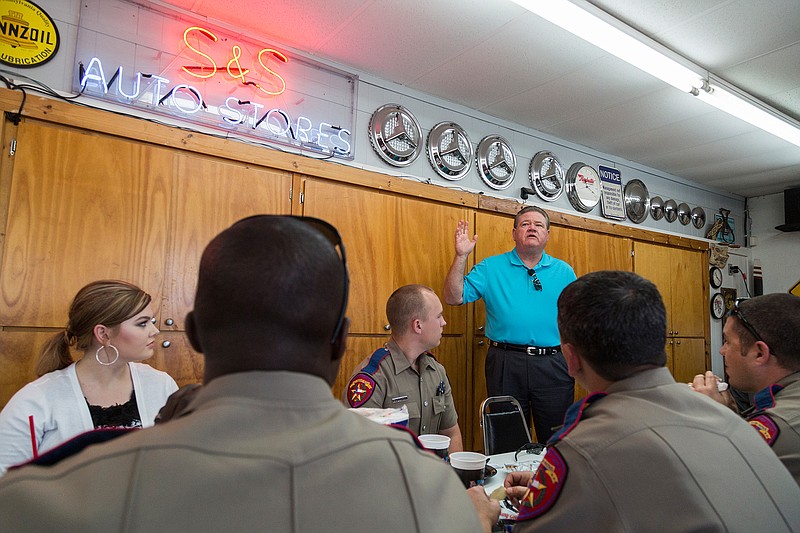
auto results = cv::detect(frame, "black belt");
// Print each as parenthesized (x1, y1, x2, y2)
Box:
(489, 340, 561, 356)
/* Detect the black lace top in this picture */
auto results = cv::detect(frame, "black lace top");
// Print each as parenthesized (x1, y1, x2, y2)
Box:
(86, 390, 143, 429)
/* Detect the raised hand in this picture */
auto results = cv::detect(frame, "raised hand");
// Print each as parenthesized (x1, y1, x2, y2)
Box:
(454, 220, 478, 258)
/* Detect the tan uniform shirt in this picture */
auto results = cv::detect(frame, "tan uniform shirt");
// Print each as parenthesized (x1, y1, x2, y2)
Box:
(0, 371, 482, 533)
(514, 367, 800, 532)
(344, 339, 457, 435)
(746, 371, 800, 484)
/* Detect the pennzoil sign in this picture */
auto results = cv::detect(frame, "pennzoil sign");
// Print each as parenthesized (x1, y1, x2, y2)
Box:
(0, 0, 59, 67)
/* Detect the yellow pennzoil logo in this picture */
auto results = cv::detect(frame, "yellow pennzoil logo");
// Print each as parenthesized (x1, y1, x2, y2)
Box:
(0, 0, 60, 67)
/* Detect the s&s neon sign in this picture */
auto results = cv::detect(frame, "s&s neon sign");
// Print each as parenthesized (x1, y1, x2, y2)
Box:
(75, 2, 356, 160)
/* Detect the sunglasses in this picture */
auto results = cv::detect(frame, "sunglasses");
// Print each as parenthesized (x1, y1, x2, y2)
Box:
(527, 268, 542, 291)
(234, 215, 349, 344)
(728, 298, 774, 355)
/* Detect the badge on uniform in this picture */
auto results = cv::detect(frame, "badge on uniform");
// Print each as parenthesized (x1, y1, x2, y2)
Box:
(516, 447, 568, 521)
(749, 415, 780, 446)
(347, 373, 376, 408)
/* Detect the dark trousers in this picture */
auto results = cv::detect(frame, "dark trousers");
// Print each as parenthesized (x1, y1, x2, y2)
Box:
(485, 345, 574, 444)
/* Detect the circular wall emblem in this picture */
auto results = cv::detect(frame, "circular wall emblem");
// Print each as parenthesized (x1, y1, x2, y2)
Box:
(0, 0, 60, 68)
(476, 135, 516, 190)
(529, 151, 565, 202)
(368, 104, 422, 167)
(426, 121, 473, 180)
(565, 162, 600, 212)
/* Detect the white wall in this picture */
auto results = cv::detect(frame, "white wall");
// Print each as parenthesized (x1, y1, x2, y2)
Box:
(747, 193, 800, 295)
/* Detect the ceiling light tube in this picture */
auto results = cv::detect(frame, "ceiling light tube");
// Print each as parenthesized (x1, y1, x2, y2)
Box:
(695, 83, 800, 148)
(510, 0, 703, 92)
(512, 0, 800, 148)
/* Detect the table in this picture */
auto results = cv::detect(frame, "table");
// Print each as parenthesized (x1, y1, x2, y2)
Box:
(482, 449, 545, 497)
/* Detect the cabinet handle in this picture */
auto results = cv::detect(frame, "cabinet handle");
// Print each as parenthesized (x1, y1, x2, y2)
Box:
(676, 340, 681, 345)
(674, 330, 678, 336)
(165, 318, 174, 326)
(384, 324, 391, 331)
(477, 340, 485, 346)
(478, 325, 485, 331)
(161, 340, 171, 348)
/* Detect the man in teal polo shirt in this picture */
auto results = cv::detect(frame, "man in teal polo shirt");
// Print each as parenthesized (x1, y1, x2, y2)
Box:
(444, 206, 576, 443)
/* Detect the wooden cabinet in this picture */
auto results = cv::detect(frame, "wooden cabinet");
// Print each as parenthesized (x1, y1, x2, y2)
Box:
(634, 242, 709, 382)
(0, 121, 172, 327)
(0, 120, 291, 405)
(634, 242, 705, 337)
(300, 177, 467, 335)
(669, 337, 707, 385)
(301, 178, 471, 443)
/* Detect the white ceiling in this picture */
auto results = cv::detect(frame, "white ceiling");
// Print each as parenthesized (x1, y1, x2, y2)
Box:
(163, 0, 800, 198)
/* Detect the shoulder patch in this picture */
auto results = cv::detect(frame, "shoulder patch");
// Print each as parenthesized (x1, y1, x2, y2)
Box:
(753, 383, 784, 411)
(516, 447, 568, 522)
(547, 392, 607, 445)
(749, 414, 780, 446)
(346, 373, 377, 407)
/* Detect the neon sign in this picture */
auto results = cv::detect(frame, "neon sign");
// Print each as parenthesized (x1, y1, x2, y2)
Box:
(74, 0, 356, 159)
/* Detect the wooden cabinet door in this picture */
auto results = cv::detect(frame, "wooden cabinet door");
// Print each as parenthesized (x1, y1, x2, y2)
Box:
(160, 154, 291, 330)
(301, 179, 396, 334)
(0, 330, 61, 407)
(548, 227, 632, 276)
(670, 337, 707, 384)
(633, 242, 675, 332)
(396, 197, 468, 335)
(147, 331, 204, 388)
(0, 121, 172, 327)
(670, 248, 705, 337)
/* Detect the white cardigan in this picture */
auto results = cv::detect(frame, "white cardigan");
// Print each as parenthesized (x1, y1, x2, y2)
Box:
(0, 362, 178, 475)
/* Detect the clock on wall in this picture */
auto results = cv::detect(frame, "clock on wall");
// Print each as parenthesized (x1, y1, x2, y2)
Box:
(710, 266, 723, 289)
(566, 162, 601, 213)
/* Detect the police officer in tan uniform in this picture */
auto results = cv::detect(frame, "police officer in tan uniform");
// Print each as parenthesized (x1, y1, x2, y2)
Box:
(505, 271, 800, 532)
(693, 293, 800, 484)
(344, 284, 463, 451)
(0, 217, 499, 532)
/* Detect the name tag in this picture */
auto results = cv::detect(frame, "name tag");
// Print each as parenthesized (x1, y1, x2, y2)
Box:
(391, 395, 408, 403)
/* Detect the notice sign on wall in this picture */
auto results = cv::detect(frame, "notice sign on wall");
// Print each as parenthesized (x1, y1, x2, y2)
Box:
(0, 0, 60, 68)
(599, 165, 625, 220)
(74, 0, 356, 159)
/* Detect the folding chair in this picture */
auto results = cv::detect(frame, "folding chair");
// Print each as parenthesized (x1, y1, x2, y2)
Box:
(480, 395, 532, 456)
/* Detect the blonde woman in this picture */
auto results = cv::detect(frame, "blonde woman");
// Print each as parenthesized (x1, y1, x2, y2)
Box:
(0, 280, 178, 475)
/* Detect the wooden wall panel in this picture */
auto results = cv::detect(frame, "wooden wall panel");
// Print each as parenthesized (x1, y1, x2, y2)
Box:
(161, 155, 292, 330)
(0, 120, 172, 327)
(301, 179, 397, 334)
(396, 197, 468, 335)
(0, 330, 62, 406)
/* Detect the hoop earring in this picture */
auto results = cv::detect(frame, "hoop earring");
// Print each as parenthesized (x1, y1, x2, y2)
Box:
(96, 344, 120, 366)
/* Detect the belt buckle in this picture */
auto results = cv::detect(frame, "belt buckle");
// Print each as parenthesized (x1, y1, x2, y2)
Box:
(526, 346, 538, 356)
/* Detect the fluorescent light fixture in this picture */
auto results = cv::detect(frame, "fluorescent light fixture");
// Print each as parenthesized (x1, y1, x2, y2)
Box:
(511, 0, 800, 148)
(510, 0, 703, 92)
(695, 82, 800, 148)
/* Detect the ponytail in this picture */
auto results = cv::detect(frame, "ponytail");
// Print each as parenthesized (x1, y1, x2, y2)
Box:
(36, 330, 75, 376)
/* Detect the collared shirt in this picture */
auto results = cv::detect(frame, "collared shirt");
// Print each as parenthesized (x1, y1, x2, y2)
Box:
(0, 371, 483, 532)
(343, 339, 457, 435)
(514, 367, 800, 532)
(745, 371, 800, 484)
(462, 249, 576, 345)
